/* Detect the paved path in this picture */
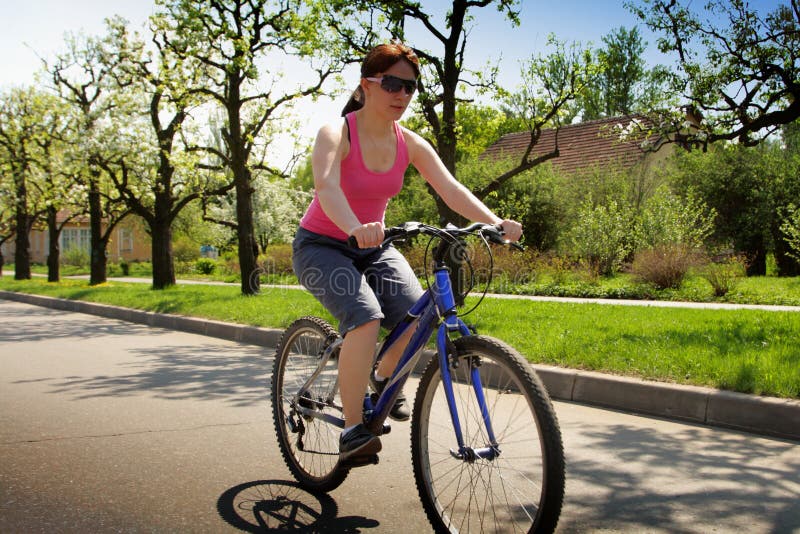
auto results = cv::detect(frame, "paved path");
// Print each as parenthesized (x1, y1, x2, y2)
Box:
(57, 274, 800, 312)
(1, 300, 799, 533)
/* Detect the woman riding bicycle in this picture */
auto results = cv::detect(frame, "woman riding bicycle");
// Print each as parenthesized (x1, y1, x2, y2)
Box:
(291, 41, 522, 464)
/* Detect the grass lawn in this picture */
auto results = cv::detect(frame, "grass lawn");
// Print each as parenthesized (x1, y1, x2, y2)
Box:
(2, 276, 798, 400)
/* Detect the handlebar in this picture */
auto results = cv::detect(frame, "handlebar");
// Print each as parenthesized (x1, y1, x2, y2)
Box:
(348, 221, 524, 251)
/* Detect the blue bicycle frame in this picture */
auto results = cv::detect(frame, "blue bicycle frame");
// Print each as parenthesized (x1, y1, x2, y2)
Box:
(362, 264, 499, 459)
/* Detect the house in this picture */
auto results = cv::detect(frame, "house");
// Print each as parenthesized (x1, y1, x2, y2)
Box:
(1, 211, 151, 265)
(482, 114, 675, 178)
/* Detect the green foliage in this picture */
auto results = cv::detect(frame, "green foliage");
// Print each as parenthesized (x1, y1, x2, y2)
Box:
(700, 254, 747, 297)
(627, 0, 800, 146)
(173, 236, 201, 263)
(385, 170, 438, 226)
(576, 26, 672, 120)
(634, 187, 716, 250)
(566, 198, 633, 276)
(260, 244, 294, 274)
(780, 204, 800, 262)
(669, 142, 800, 275)
(194, 258, 217, 275)
(61, 247, 90, 268)
(476, 160, 563, 251)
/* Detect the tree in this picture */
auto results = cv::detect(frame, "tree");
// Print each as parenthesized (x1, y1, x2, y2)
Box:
(0, 87, 51, 280)
(670, 142, 790, 275)
(31, 97, 83, 282)
(154, 0, 342, 295)
(627, 0, 800, 147)
(471, 37, 598, 211)
(576, 26, 672, 121)
(47, 29, 131, 285)
(0, 169, 17, 277)
(94, 18, 234, 290)
(325, 2, 596, 227)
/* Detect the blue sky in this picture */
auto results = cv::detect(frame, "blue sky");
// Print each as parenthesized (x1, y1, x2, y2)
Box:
(8, 0, 787, 88)
(0, 0, 787, 161)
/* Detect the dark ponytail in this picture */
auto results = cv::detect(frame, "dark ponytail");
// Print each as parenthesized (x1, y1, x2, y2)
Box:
(341, 86, 364, 117)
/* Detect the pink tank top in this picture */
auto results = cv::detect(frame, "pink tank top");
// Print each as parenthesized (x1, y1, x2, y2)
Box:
(299, 112, 409, 240)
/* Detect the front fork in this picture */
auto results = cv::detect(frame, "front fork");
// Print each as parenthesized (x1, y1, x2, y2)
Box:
(436, 315, 500, 462)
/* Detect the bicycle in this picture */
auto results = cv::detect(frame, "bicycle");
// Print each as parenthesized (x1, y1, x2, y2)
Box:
(271, 221, 565, 533)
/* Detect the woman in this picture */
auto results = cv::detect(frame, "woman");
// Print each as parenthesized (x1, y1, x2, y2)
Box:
(292, 42, 522, 463)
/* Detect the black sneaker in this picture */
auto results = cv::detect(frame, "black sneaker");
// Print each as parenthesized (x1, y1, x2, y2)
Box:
(339, 423, 382, 462)
(372, 379, 411, 421)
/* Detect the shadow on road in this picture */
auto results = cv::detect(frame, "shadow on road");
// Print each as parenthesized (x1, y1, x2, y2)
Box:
(217, 480, 380, 532)
(3, 303, 275, 407)
(557, 413, 800, 533)
(14, 342, 274, 407)
(0, 303, 152, 342)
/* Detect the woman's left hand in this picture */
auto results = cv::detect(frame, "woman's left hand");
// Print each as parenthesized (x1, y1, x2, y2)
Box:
(498, 219, 523, 242)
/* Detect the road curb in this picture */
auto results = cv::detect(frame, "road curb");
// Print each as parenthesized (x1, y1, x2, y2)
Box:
(2, 289, 798, 442)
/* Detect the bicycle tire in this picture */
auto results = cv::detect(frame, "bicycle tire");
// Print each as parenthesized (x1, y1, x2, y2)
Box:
(411, 335, 565, 533)
(271, 316, 350, 492)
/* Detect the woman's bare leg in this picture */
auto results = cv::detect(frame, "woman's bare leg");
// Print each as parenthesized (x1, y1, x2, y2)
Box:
(339, 319, 381, 428)
(375, 319, 418, 379)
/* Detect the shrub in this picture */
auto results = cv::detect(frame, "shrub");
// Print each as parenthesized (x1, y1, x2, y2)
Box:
(700, 254, 747, 297)
(780, 204, 800, 262)
(566, 199, 633, 276)
(175, 261, 194, 275)
(631, 243, 699, 290)
(634, 187, 716, 251)
(259, 244, 294, 275)
(195, 258, 217, 275)
(173, 236, 201, 262)
(61, 247, 90, 267)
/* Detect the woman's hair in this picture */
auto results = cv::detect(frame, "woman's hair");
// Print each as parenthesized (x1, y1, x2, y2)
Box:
(341, 42, 420, 117)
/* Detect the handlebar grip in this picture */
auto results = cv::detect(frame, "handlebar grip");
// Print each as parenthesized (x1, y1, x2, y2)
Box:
(348, 226, 406, 249)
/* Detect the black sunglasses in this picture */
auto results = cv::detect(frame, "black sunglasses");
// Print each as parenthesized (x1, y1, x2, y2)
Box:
(365, 74, 417, 95)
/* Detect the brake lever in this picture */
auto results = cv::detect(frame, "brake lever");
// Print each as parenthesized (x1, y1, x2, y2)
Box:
(484, 224, 525, 251)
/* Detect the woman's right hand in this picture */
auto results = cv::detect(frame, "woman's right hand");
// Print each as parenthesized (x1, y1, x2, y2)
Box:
(349, 222, 385, 249)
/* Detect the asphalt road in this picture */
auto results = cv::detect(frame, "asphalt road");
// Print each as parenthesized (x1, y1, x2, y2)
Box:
(1, 299, 798, 533)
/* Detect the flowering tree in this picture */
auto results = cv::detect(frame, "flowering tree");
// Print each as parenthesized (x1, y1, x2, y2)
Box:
(628, 0, 800, 148)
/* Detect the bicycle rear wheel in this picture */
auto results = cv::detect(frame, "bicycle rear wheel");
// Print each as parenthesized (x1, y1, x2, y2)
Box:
(271, 316, 349, 492)
(411, 335, 565, 533)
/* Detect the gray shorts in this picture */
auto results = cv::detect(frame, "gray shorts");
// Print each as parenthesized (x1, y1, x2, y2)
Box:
(292, 227, 425, 334)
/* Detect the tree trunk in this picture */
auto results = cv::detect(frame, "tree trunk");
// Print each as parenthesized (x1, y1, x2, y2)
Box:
(773, 232, 800, 276)
(739, 234, 767, 276)
(13, 172, 31, 280)
(46, 206, 60, 282)
(88, 176, 107, 285)
(151, 217, 175, 289)
(235, 175, 259, 295)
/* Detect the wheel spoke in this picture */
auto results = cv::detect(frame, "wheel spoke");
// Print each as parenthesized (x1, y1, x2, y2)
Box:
(272, 318, 348, 492)
(412, 336, 564, 533)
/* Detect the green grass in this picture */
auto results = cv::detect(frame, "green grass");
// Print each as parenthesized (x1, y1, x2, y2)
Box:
(2, 276, 798, 400)
(15, 261, 800, 306)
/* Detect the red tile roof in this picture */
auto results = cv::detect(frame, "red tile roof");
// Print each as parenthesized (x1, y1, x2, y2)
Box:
(482, 115, 663, 175)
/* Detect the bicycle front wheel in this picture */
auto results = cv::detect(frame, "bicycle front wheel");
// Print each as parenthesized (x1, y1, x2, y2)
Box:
(271, 316, 349, 492)
(411, 335, 565, 533)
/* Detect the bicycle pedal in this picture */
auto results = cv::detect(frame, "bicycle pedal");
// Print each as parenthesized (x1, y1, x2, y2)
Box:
(340, 454, 379, 468)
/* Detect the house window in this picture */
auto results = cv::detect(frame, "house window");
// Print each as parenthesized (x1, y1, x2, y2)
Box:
(61, 228, 91, 252)
(119, 228, 133, 253)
